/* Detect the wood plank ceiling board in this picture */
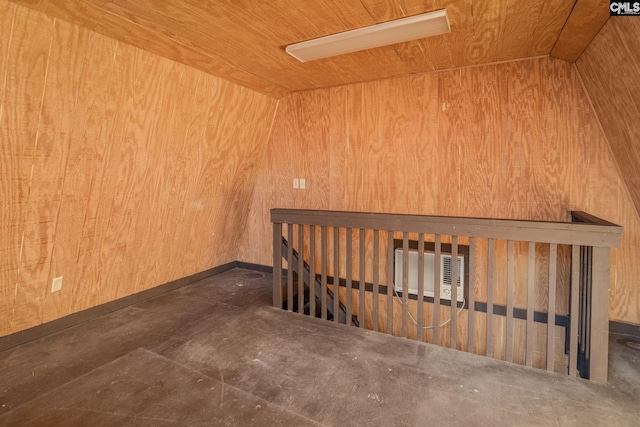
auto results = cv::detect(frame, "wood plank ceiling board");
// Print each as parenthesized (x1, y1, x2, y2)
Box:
(526, 0, 577, 56)
(7, 0, 290, 98)
(94, 0, 407, 92)
(551, 0, 610, 62)
(364, 0, 469, 72)
(8, 0, 606, 97)
(496, 0, 546, 60)
(186, 0, 412, 91)
(94, 1, 304, 85)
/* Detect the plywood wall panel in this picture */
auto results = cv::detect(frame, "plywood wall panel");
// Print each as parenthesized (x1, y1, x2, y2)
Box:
(241, 56, 640, 326)
(340, 75, 438, 214)
(577, 18, 640, 218)
(503, 61, 541, 219)
(612, 201, 640, 322)
(530, 60, 569, 219)
(575, 18, 640, 323)
(46, 31, 119, 323)
(327, 86, 349, 211)
(1, 0, 278, 336)
(444, 65, 506, 217)
(1, 6, 55, 333)
(437, 69, 467, 216)
(0, 2, 15, 77)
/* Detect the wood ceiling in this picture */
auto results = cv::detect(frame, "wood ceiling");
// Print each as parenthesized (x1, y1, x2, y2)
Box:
(11, 0, 609, 98)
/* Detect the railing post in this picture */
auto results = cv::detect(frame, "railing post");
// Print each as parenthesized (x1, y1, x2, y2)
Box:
(287, 224, 294, 312)
(589, 246, 611, 383)
(273, 222, 283, 308)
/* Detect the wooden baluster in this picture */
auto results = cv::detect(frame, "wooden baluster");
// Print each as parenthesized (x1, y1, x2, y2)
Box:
(486, 238, 495, 358)
(506, 240, 515, 362)
(569, 245, 580, 376)
(298, 225, 304, 314)
(309, 226, 316, 317)
(387, 231, 394, 335)
(333, 227, 340, 323)
(273, 223, 283, 309)
(468, 238, 476, 354)
(450, 236, 458, 349)
(373, 230, 380, 332)
(417, 233, 425, 341)
(287, 223, 294, 313)
(321, 226, 327, 320)
(401, 232, 409, 338)
(346, 228, 352, 324)
(547, 244, 557, 372)
(433, 235, 441, 346)
(359, 229, 365, 328)
(526, 242, 535, 367)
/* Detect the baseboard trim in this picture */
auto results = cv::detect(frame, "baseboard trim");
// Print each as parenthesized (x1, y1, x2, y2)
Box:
(610, 320, 640, 339)
(235, 261, 273, 274)
(0, 262, 237, 353)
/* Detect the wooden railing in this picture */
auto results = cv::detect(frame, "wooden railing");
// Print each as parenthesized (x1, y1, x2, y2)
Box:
(271, 209, 622, 382)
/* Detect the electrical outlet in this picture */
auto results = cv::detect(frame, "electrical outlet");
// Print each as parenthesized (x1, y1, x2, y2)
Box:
(299, 178, 306, 189)
(293, 178, 299, 189)
(51, 276, 63, 293)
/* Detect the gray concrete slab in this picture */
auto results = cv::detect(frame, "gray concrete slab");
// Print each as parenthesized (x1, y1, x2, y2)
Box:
(1, 348, 319, 426)
(0, 268, 638, 426)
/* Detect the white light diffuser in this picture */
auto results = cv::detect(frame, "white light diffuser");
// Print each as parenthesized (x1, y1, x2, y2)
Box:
(286, 9, 450, 63)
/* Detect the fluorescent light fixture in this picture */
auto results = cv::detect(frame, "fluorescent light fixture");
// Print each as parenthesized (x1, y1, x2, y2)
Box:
(286, 9, 450, 63)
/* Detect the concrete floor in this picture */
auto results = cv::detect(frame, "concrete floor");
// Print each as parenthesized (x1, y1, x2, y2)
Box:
(0, 268, 638, 426)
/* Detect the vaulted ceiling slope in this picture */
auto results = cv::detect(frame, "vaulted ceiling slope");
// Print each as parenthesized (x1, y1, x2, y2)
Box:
(10, 0, 608, 98)
(577, 17, 640, 218)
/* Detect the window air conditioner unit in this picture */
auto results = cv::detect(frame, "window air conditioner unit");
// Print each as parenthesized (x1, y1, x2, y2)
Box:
(394, 249, 464, 301)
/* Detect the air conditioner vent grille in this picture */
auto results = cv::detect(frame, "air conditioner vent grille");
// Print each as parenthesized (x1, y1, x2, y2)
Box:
(441, 255, 462, 287)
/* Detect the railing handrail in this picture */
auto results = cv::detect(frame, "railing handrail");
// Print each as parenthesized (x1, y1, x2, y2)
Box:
(271, 209, 622, 248)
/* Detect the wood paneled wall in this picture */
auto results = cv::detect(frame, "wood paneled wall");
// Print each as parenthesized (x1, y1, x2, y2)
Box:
(577, 18, 640, 224)
(0, 0, 278, 336)
(575, 17, 640, 326)
(239, 57, 640, 326)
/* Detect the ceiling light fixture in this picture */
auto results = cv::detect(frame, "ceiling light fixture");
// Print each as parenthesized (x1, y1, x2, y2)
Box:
(286, 9, 450, 63)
